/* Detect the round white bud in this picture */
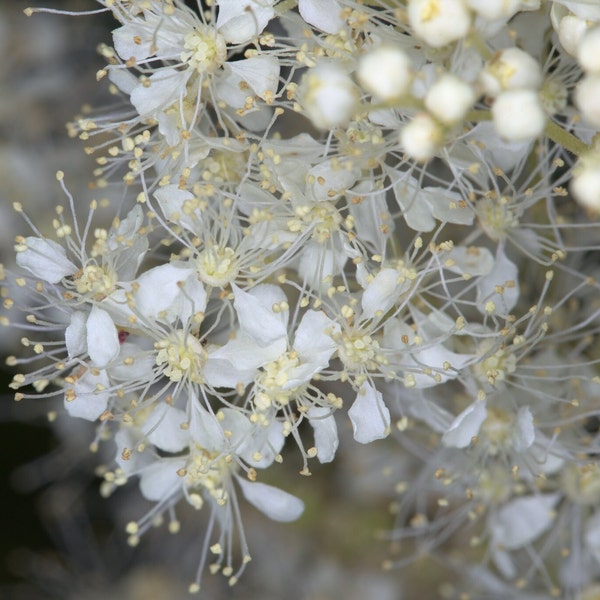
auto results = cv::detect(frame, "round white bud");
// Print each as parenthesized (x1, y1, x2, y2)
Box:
(558, 15, 589, 56)
(424, 74, 476, 125)
(407, 0, 472, 49)
(571, 154, 600, 212)
(466, 0, 521, 20)
(575, 75, 600, 128)
(491, 90, 546, 142)
(357, 46, 412, 101)
(300, 62, 359, 130)
(480, 47, 543, 97)
(400, 113, 444, 162)
(577, 27, 600, 74)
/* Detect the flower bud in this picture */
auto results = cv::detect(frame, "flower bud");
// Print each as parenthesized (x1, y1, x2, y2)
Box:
(480, 48, 543, 97)
(575, 75, 600, 127)
(300, 62, 359, 130)
(466, 0, 521, 20)
(400, 113, 444, 162)
(492, 90, 545, 142)
(424, 74, 476, 125)
(577, 27, 600, 74)
(407, 0, 471, 48)
(571, 153, 600, 212)
(558, 15, 588, 56)
(357, 46, 412, 101)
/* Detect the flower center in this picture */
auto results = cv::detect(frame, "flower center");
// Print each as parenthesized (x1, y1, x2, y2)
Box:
(181, 25, 227, 74)
(288, 202, 343, 243)
(477, 197, 519, 241)
(73, 263, 116, 299)
(337, 330, 381, 372)
(480, 407, 513, 455)
(256, 351, 305, 408)
(196, 246, 240, 287)
(185, 446, 229, 508)
(155, 330, 207, 384)
(473, 341, 516, 387)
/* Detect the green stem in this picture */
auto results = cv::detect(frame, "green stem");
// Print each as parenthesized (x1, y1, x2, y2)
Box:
(465, 109, 491, 123)
(545, 120, 590, 157)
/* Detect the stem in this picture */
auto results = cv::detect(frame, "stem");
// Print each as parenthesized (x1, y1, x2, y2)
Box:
(545, 120, 590, 157)
(465, 109, 491, 123)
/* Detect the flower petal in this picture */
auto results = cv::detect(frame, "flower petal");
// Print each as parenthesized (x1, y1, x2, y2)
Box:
(442, 399, 487, 448)
(348, 383, 391, 444)
(16, 237, 77, 283)
(86, 306, 119, 368)
(237, 478, 305, 522)
(308, 406, 338, 463)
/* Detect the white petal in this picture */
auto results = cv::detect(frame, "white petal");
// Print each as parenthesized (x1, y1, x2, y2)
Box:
(109, 342, 156, 382)
(190, 403, 228, 452)
(216, 0, 274, 44)
(229, 56, 280, 100)
(238, 419, 285, 468)
(299, 0, 344, 34)
(442, 399, 487, 448)
(139, 458, 186, 502)
(134, 264, 206, 323)
(446, 246, 494, 276)
(423, 187, 474, 225)
(64, 369, 110, 421)
(114, 429, 154, 476)
(16, 237, 77, 283)
(347, 182, 393, 252)
(308, 407, 338, 463)
(476, 247, 519, 314)
(307, 160, 359, 202)
(293, 310, 338, 367)
(361, 268, 408, 319)
(65, 311, 87, 359)
(237, 478, 304, 522)
(142, 404, 189, 454)
(232, 284, 288, 347)
(108, 67, 138, 95)
(130, 68, 189, 117)
(393, 177, 436, 232)
(348, 383, 391, 444)
(490, 494, 560, 550)
(86, 306, 119, 368)
(512, 406, 535, 452)
(153, 185, 200, 231)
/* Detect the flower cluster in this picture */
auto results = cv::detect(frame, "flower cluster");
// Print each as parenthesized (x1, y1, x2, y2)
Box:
(5, 0, 600, 595)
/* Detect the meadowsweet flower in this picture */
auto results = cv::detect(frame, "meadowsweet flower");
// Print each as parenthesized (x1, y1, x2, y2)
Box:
(8, 1, 600, 596)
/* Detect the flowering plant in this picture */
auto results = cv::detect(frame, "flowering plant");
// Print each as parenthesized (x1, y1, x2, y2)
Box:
(5, 0, 600, 596)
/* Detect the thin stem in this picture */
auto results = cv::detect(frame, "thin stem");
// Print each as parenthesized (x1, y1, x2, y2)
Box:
(545, 120, 590, 157)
